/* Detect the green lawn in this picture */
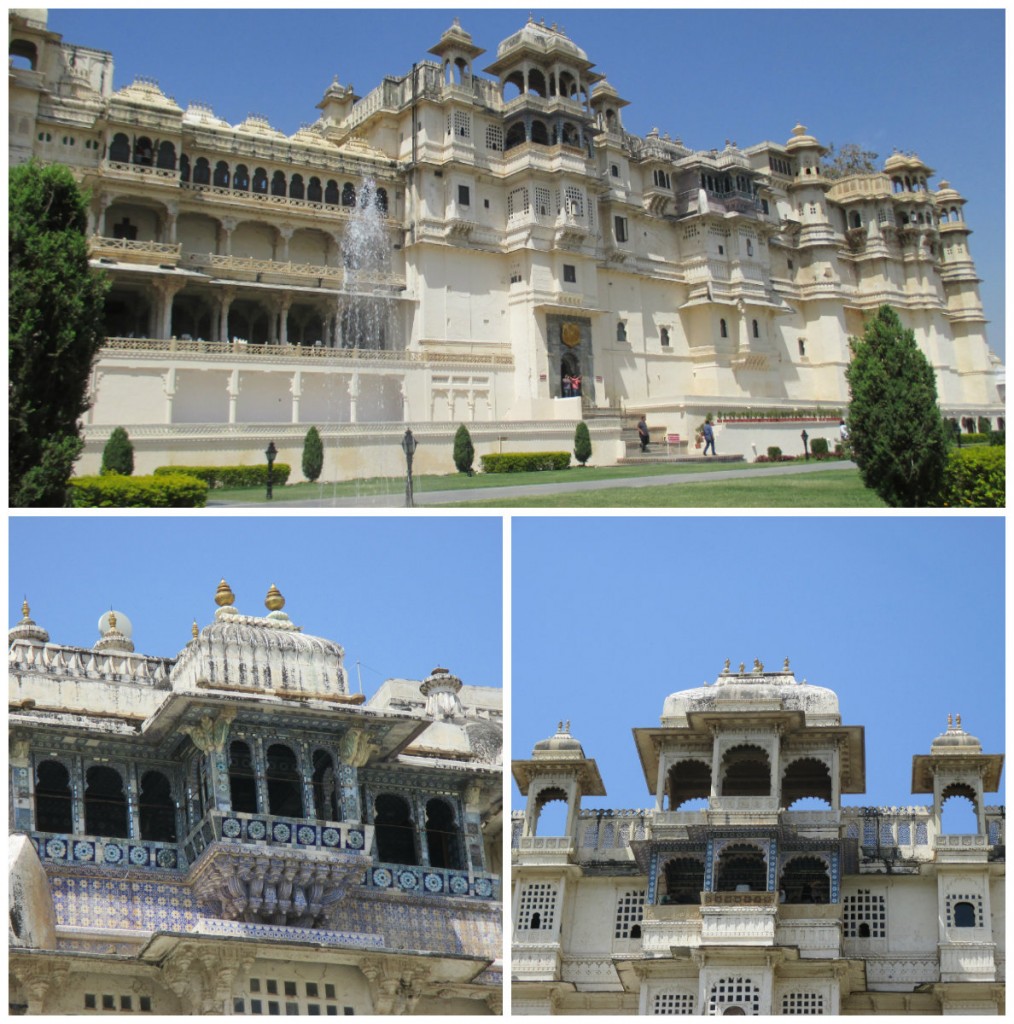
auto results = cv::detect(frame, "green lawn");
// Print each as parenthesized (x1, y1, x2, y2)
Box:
(446, 468, 885, 508)
(211, 458, 851, 503)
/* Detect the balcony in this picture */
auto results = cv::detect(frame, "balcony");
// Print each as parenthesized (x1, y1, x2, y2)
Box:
(31, 830, 184, 871)
(362, 862, 499, 900)
(90, 235, 182, 267)
(513, 835, 575, 866)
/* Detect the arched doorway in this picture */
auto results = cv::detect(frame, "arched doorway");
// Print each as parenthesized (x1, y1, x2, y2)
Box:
(561, 351, 580, 398)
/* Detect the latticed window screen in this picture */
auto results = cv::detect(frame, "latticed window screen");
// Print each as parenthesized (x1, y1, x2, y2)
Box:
(880, 823, 894, 845)
(897, 822, 911, 844)
(707, 977, 760, 1015)
(843, 889, 885, 938)
(565, 187, 585, 217)
(915, 822, 928, 845)
(446, 110, 470, 138)
(507, 187, 529, 220)
(485, 124, 503, 151)
(614, 889, 645, 938)
(518, 881, 557, 930)
(534, 186, 551, 216)
(582, 822, 599, 848)
(781, 992, 825, 1015)
(652, 991, 695, 1014)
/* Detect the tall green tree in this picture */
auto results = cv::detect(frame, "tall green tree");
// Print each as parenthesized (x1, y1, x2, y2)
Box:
(453, 424, 475, 475)
(845, 305, 949, 507)
(573, 420, 592, 466)
(101, 426, 134, 476)
(10, 161, 108, 506)
(302, 425, 324, 482)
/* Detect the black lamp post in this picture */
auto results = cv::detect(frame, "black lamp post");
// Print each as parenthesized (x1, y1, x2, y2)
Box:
(800, 429, 809, 461)
(265, 441, 278, 500)
(401, 428, 417, 508)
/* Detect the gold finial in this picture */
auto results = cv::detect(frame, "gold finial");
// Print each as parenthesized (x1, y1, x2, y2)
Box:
(265, 583, 285, 612)
(192, 619, 199, 639)
(956, 713, 962, 729)
(947, 713, 953, 729)
(215, 579, 235, 607)
(739, 662, 745, 674)
(557, 720, 563, 732)
(108, 610, 117, 630)
(723, 658, 730, 673)
(784, 657, 790, 671)
(21, 598, 30, 621)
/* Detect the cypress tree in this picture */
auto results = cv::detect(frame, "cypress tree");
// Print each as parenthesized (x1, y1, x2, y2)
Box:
(453, 424, 475, 475)
(302, 425, 324, 482)
(101, 427, 134, 476)
(574, 421, 592, 466)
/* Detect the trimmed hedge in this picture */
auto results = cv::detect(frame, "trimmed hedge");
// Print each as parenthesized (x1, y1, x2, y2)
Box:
(767, 446, 782, 460)
(932, 447, 1005, 508)
(480, 452, 571, 473)
(809, 437, 830, 456)
(153, 464, 291, 489)
(71, 473, 208, 508)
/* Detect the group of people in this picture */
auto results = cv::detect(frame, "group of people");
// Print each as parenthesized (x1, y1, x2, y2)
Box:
(562, 374, 582, 397)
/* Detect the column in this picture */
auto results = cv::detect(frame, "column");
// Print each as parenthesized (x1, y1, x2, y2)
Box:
(163, 367, 176, 425)
(299, 739, 316, 821)
(217, 287, 235, 342)
(290, 371, 302, 424)
(155, 278, 186, 339)
(126, 763, 140, 839)
(710, 727, 721, 800)
(227, 368, 240, 425)
(348, 373, 359, 423)
(163, 201, 179, 244)
(219, 217, 236, 256)
(251, 737, 268, 815)
(276, 225, 293, 263)
(277, 296, 292, 345)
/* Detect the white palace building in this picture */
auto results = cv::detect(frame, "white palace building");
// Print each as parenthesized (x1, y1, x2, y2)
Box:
(9, 10, 1005, 478)
(511, 662, 1004, 1015)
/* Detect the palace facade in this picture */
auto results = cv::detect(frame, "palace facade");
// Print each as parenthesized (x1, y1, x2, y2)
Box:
(511, 663, 1004, 1014)
(9, 582, 502, 1014)
(8, 10, 1004, 477)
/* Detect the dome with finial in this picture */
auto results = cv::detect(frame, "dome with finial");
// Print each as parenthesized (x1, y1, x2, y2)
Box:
(930, 713, 982, 753)
(492, 16, 592, 65)
(94, 610, 135, 654)
(785, 122, 825, 154)
(662, 659, 840, 726)
(8, 599, 49, 645)
(934, 180, 964, 204)
(532, 720, 586, 756)
(265, 583, 285, 613)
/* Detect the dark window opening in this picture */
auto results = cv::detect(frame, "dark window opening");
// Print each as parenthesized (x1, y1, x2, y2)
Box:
(156, 141, 176, 170)
(139, 770, 177, 842)
(266, 744, 303, 818)
(457, 184, 470, 206)
(112, 217, 137, 241)
(375, 187, 388, 214)
(425, 797, 462, 870)
(179, 154, 191, 183)
(312, 749, 340, 822)
(133, 136, 154, 166)
(661, 856, 705, 904)
(213, 160, 230, 188)
(780, 856, 830, 904)
(193, 158, 211, 186)
(720, 745, 771, 797)
(667, 759, 711, 811)
(374, 793, 417, 865)
(858, 922, 871, 938)
(84, 765, 129, 838)
(233, 164, 250, 191)
(35, 760, 73, 833)
(109, 133, 130, 164)
(341, 182, 357, 207)
(563, 264, 576, 284)
(953, 901, 976, 928)
(720, 319, 728, 338)
(614, 216, 628, 243)
(290, 174, 305, 200)
(270, 171, 287, 197)
(229, 740, 258, 814)
(324, 180, 339, 205)
(253, 168, 268, 194)
(716, 843, 767, 892)
(307, 177, 323, 203)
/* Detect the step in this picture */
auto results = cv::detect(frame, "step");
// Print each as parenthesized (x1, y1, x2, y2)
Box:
(617, 453, 744, 466)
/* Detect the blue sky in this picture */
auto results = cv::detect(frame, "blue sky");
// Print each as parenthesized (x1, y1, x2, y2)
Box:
(44, 6, 1005, 361)
(8, 515, 503, 695)
(511, 516, 1005, 811)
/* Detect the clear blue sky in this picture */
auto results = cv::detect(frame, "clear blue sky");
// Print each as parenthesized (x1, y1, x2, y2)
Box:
(8, 515, 503, 695)
(45, 6, 1005, 361)
(511, 516, 1005, 811)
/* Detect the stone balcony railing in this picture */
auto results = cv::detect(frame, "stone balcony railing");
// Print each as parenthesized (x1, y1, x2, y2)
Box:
(513, 835, 575, 865)
(90, 235, 183, 266)
(362, 862, 499, 900)
(31, 830, 184, 871)
(9, 640, 173, 688)
(702, 890, 779, 909)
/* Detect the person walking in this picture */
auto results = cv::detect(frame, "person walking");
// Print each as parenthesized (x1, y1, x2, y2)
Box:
(637, 415, 650, 452)
(702, 419, 716, 456)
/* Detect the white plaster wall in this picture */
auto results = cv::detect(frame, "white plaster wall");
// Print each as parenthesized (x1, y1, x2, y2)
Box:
(92, 369, 166, 425)
(9, 835, 57, 950)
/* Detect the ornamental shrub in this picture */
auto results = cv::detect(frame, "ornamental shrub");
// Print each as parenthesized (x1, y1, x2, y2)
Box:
(101, 427, 134, 476)
(977, 416, 991, 435)
(453, 424, 475, 475)
(71, 473, 207, 508)
(767, 446, 782, 460)
(480, 452, 571, 473)
(153, 464, 291, 489)
(573, 421, 592, 466)
(810, 437, 829, 456)
(932, 447, 1005, 508)
(302, 426, 323, 482)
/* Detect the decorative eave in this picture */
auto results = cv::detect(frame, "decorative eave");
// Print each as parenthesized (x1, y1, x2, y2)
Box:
(512, 754, 606, 797)
(911, 752, 1004, 794)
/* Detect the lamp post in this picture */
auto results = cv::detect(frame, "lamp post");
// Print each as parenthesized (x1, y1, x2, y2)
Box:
(265, 441, 278, 500)
(800, 429, 809, 461)
(401, 428, 417, 508)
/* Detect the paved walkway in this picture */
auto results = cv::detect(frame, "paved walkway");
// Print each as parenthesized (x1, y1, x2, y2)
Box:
(209, 460, 857, 509)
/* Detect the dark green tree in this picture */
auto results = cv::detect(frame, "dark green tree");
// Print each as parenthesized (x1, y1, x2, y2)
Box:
(453, 424, 475, 475)
(302, 425, 324, 482)
(845, 305, 949, 507)
(10, 161, 108, 506)
(101, 426, 134, 476)
(574, 420, 592, 466)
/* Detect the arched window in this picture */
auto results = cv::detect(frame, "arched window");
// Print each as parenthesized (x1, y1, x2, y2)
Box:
(213, 161, 230, 188)
(139, 770, 177, 842)
(156, 141, 176, 170)
(35, 760, 73, 834)
(660, 856, 705, 904)
(720, 319, 728, 339)
(780, 855, 830, 904)
(953, 901, 976, 928)
(716, 843, 767, 892)
(109, 133, 131, 164)
(252, 168, 268, 194)
(532, 786, 568, 836)
(133, 136, 154, 166)
(9, 38, 39, 70)
(228, 740, 258, 813)
(270, 170, 287, 197)
(752, 319, 759, 339)
(720, 744, 771, 797)
(530, 120, 550, 146)
(265, 743, 303, 817)
(289, 173, 305, 200)
(425, 798, 462, 869)
(617, 321, 627, 342)
(940, 783, 978, 835)
(179, 153, 191, 182)
(374, 794, 417, 865)
(324, 180, 339, 205)
(781, 757, 833, 808)
(307, 177, 322, 203)
(193, 157, 211, 185)
(341, 182, 357, 207)
(505, 122, 527, 151)
(233, 164, 250, 191)
(375, 188, 388, 214)
(311, 749, 340, 822)
(84, 765, 129, 838)
(667, 759, 711, 811)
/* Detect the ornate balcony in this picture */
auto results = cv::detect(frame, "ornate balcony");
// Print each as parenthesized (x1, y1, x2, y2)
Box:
(90, 235, 182, 267)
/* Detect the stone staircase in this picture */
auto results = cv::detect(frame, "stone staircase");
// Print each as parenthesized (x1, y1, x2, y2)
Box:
(614, 413, 743, 466)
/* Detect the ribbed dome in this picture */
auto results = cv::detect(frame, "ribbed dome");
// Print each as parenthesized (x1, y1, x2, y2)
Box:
(935, 180, 963, 203)
(930, 715, 982, 753)
(532, 721, 586, 756)
(8, 600, 49, 646)
(497, 18, 589, 62)
(662, 660, 840, 725)
(785, 123, 823, 153)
